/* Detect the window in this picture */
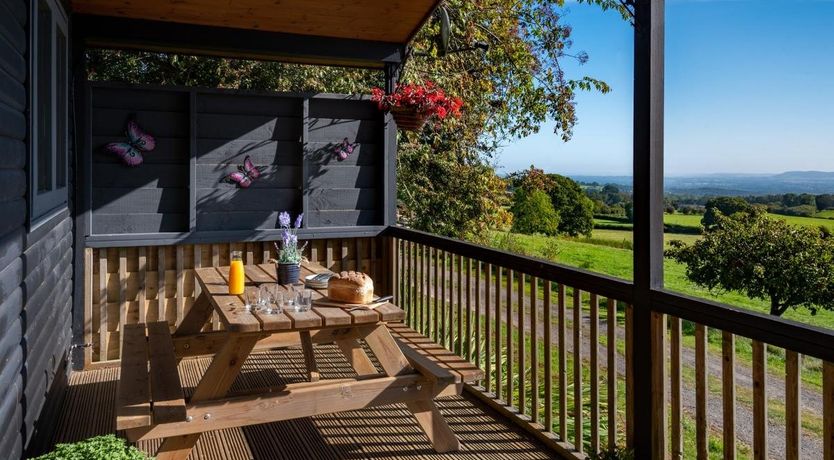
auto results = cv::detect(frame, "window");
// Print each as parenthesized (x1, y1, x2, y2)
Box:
(30, 0, 68, 223)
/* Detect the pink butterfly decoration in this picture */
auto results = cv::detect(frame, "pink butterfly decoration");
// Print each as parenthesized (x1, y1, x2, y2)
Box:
(104, 119, 156, 167)
(221, 155, 266, 188)
(333, 138, 357, 160)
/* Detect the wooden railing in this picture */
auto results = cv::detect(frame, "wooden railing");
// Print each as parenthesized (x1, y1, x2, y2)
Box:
(386, 226, 834, 459)
(83, 237, 387, 366)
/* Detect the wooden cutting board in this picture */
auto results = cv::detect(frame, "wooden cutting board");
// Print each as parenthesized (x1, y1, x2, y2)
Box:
(312, 297, 388, 310)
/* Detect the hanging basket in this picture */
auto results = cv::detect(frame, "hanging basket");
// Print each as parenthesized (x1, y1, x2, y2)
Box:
(391, 107, 431, 132)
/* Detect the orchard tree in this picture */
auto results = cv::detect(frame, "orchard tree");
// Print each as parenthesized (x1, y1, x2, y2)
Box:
(667, 210, 834, 316)
(87, 0, 628, 240)
(511, 189, 560, 235)
(701, 196, 754, 228)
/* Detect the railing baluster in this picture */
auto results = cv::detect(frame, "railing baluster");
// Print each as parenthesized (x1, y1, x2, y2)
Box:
(440, 250, 447, 349)
(418, 244, 424, 334)
(405, 241, 412, 326)
(475, 260, 482, 378)
(518, 272, 526, 415)
(590, 293, 600, 454)
(607, 298, 617, 450)
(531, 276, 538, 424)
(507, 269, 514, 407)
(752, 340, 767, 460)
(696, 323, 708, 460)
(495, 265, 503, 401)
(723, 331, 736, 460)
(824, 361, 834, 459)
(573, 287, 583, 453)
(558, 284, 567, 441)
(433, 246, 439, 343)
(625, 303, 634, 448)
(544, 280, 553, 433)
(785, 350, 800, 460)
(485, 263, 492, 392)
(670, 316, 682, 460)
(466, 257, 472, 362)
(456, 254, 463, 356)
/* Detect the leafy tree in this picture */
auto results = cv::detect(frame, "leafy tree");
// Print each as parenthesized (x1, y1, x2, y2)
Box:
(511, 189, 561, 235)
(548, 174, 595, 236)
(667, 210, 834, 316)
(86, 0, 625, 240)
(816, 194, 834, 211)
(701, 196, 754, 228)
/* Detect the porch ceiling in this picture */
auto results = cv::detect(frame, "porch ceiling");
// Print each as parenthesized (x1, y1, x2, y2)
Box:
(70, 0, 440, 44)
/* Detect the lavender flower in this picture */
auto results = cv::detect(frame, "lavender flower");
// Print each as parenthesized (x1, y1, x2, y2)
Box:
(294, 213, 303, 229)
(278, 211, 291, 228)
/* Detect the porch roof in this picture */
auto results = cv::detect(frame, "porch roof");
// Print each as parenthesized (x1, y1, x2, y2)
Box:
(71, 0, 440, 67)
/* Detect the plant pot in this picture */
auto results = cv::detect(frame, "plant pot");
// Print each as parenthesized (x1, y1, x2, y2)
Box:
(276, 262, 300, 285)
(391, 107, 431, 131)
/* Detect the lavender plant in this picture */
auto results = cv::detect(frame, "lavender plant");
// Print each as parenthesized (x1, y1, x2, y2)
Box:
(274, 212, 306, 264)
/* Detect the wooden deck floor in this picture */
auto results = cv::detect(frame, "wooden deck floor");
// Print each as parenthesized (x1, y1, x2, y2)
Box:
(42, 345, 555, 459)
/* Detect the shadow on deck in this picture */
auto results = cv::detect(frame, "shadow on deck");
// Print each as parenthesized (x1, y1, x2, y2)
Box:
(40, 345, 556, 459)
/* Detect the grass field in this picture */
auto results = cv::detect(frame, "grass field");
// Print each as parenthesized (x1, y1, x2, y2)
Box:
(815, 209, 834, 219)
(594, 212, 834, 233)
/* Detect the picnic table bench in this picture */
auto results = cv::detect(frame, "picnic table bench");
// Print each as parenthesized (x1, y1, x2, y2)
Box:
(115, 261, 482, 460)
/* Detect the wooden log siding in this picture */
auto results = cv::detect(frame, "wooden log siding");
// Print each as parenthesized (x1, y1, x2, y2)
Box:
(86, 83, 389, 242)
(85, 237, 384, 365)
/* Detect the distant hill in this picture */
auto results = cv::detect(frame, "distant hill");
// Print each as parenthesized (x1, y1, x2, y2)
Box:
(568, 171, 834, 196)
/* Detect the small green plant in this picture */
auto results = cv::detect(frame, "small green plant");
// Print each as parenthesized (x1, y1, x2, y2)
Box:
(588, 446, 635, 460)
(32, 435, 150, 460)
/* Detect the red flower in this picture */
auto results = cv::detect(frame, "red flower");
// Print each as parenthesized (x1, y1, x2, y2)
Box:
(370, 80, 463, 122)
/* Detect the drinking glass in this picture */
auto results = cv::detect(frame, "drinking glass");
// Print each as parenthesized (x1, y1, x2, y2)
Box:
(242, 288, 256, 312)
(297, 289, 313, 312)
(257, 284, 273, 311)
(267, 288, 283, 315)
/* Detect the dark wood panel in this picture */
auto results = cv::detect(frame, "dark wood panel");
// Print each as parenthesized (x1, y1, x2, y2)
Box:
(0, 137, 24, 169)
(308, 188, 377, 211)
(92, 164, 188, 188)
(93, 213, 189, 234)
(0, 102, 25, 140)
(196, 113, 301, 141)
(308, 98, 378, 120)
(307, 210, 379, 227)
(0, 3, 24, 52)
(196, 188, 299, 212)
(308, 165, 377, 189)
(306, 142, 377, 166)
(0, 25, 25, 83)
(196, 139, 302, 165)
(0, 198, 24, 239)
(93, 188, 188, 214)
(92, 136, 189, 164)
(0, 65, 25, 112)
(197, 93, 301, 116)
(196, 210, 302, 231)
(0, 169, 24, 200)
(308, 118, 380, 143)
(195, 164, 301, 189)
(92, 108, 188, 138)
(92, 87, 188, 112)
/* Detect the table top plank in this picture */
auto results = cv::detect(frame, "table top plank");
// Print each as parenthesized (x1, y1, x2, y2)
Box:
(194, 261, 403, 332)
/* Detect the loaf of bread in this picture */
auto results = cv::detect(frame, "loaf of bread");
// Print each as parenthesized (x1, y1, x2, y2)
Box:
(327, 271, 374, 304)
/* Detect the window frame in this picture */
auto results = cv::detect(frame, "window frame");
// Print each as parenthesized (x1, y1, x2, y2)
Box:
(29, 0, 69, 226)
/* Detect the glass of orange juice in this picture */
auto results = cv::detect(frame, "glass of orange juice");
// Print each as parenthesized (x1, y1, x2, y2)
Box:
(228, 250, 245, 295)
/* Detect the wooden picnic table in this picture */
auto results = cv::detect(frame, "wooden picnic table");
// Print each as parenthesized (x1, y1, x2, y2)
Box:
(117, 261, 475, 460)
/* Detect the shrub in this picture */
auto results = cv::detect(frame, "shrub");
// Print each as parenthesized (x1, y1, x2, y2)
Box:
(510, 188, 560, 236)
(32, 435, 149, 460)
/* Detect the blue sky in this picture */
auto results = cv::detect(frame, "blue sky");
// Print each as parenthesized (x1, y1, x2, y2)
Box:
(495, 0, 834, 176)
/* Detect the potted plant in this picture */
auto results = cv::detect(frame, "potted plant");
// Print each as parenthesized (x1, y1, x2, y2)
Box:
(273, 211, 306, 284)
(371, 81, 462, 131)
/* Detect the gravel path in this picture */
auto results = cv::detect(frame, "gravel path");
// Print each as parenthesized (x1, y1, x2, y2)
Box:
(403, 270, 824, 458)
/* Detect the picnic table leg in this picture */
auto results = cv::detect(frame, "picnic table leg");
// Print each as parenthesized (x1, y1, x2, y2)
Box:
(173, 293, 213, 336)
(364, 324, 460, 453)
(155, 333, 259, 460)
(335, 338, 378, 376)
(299, 331, 320, 382)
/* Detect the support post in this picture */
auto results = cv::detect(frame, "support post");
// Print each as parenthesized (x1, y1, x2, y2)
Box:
(631, 0, 665, 458)
(382, 61, 401, 227)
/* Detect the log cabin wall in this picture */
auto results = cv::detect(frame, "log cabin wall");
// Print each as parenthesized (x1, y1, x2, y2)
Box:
(85, 237, 388, 366)
(85, 82, 391, 244)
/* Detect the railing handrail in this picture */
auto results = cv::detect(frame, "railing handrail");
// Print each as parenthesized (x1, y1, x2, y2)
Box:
(386, 225, 834, 363)
(384, 226, 634, 303)
(652, 289, 834, 363)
